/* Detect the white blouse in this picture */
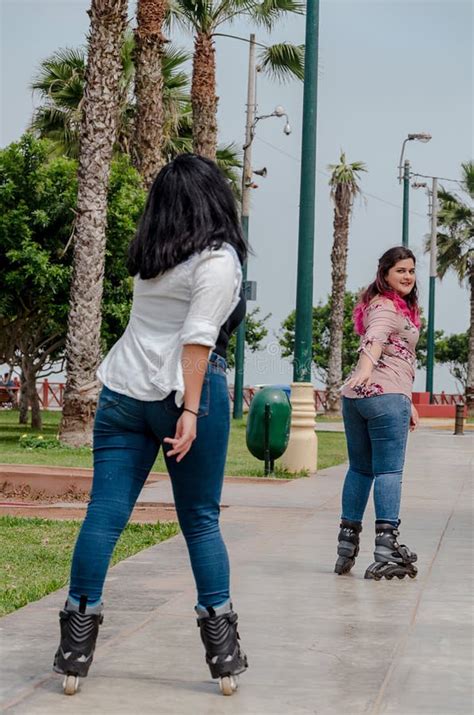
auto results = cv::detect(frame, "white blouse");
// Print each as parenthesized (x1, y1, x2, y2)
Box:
(97, 245, 242, 404)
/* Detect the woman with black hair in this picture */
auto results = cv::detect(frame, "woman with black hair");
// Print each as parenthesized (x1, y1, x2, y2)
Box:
(54, 155, 248, 696)
(335, 246, 420, 581)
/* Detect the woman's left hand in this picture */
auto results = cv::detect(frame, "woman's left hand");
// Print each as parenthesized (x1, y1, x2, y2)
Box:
(164, 411, 197, 462)
(410, 403, 419, 432)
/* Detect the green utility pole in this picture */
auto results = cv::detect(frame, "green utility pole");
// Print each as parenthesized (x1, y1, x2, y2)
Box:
(426, 176, 438, 400)
(402, 159, 410, 247)
(233, 34, 256, 419)
(293, 0, 320, 382)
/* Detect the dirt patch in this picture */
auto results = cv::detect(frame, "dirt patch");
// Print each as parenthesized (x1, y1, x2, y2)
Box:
(0, 483, 90, 502)
(0, 502, 178, 523)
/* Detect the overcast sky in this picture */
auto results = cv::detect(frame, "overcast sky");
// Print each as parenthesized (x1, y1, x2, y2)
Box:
(1, 0, 472, 392)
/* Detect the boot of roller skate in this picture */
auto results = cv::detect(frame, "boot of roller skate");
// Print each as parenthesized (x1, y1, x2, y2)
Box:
(53, 597, 103, 695)
(365, 521, 418, 580)
(334, 518, 362, 575)
(196, 601, 248, 695)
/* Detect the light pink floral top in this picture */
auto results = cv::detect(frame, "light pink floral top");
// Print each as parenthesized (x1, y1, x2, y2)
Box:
(341, 297, 419, 400)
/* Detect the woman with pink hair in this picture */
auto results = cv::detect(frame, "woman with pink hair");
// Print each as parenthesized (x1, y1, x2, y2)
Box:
(335, 246, 420, 581)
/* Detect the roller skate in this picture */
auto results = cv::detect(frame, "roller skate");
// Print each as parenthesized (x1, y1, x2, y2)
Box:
(365, 522, 418, 580)
(334, 519, 362, 575)
(196, 601, 248, 696)
(53, 598, 103, 695)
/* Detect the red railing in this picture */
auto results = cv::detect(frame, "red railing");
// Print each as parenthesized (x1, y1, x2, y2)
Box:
(38, 380, 64, 409)
(431, 393, 466, 405)
(0, 381, 64, 409)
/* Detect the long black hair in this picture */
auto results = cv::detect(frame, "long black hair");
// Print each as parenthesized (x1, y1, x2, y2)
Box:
(127, 154, 248, 279)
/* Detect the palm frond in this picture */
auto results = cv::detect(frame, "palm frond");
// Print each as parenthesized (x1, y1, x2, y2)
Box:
(31, 47, 86, 110)
(216, 142, 242, 198)
(247, 0, 305, 30)
(212, 0, 256, 25)
(120, 30, 136, 94)
(461, 160, 474, 200)
(258, 43, 304, 83)
(328, 152, 367, 191)
(30, 106, 80, 158)
(425, 176, 474, 284)
(162, 45, 191, 92)
(166, 0, 214, 32)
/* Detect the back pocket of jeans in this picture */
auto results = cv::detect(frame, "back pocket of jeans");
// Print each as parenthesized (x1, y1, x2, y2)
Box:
(97, 389, 121, 411)
(164, 376, 210, 419)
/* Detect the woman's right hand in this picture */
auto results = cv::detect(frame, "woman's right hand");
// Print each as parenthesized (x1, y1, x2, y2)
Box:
(345, 365, 373, 390)
(164, 411, 197, 462)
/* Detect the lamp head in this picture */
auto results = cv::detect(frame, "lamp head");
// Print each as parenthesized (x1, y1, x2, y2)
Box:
(407, 132, 432, 143)
(283, 122, 291, 136)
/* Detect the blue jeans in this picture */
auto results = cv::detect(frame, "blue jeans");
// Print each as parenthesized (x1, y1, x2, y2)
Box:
(69, 354, 231, 608)
(341, 394, 411, 525)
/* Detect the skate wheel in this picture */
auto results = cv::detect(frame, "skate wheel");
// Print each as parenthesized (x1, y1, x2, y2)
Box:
(396, 573, 405, 579)
(63, 675, 79, 695)
(385, 574, 394, 580)
(408, 570, 417, 579)
(219, 675, 238, 696)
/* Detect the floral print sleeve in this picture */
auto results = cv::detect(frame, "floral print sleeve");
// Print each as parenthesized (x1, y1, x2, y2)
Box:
(358, 300, 400, 364)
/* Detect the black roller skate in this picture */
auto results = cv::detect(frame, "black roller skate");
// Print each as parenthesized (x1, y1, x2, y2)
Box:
(334, 519, 362, 575)
(53, 598, 103, 695)
(365, 522, 418, 580)
(196, 602, 248, 696)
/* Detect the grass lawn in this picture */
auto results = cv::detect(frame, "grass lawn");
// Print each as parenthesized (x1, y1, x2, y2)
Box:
(0, 516, 179, 617)
(0, 410, 347, 476)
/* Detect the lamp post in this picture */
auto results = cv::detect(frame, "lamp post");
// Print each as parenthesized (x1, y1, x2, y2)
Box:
(232, 35, 292, 419)
(413, 177, 438, 401)
(280, 0, 320, 473)
(398, 132, 432, 247)
(426, 177, 438, 401)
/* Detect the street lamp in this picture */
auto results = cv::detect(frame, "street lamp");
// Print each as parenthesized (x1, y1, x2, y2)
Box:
(233, 34, 292, 420)
(413, 177, 438, 402)
(280, 0, 320, 473)
(398, 132, 432, 247)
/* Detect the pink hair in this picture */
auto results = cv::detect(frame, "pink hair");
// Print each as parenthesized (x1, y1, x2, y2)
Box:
(353, 291, 421, 336)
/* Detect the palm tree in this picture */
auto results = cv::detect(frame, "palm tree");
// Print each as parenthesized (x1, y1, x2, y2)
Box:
(30, 36, 241, 186)
(59, 0, 128, 446)
(30, 46, 86, 158)
(133, 0, 168, 186)
(429, 161, 474, 415)
(326, 152, 367, 414)
(167, 0, 304, 159)
(31, 34, 185, 159)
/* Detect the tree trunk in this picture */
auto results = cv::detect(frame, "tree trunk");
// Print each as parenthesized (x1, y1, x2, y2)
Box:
(20, 357, 42, 430)
(59, 0, 128, 447)
(326, 193, 350, 415)
(466, 269, 474, 417)
(133, 0, 167, 187)
(19, 368, 28, 425)
(191, 32, 218, 160)
(28, 371, 42, 431)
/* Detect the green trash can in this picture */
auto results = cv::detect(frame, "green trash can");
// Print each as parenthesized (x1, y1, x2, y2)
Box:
(246, 387, 292, 475)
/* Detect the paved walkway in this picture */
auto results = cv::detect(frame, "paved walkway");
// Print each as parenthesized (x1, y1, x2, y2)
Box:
(1, 426, 472, 714)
